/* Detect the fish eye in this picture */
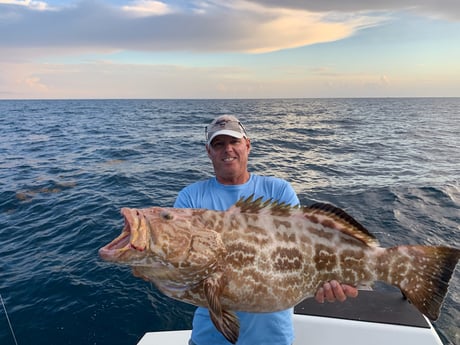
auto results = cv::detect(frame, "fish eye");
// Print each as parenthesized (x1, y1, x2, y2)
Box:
(160, 211, 173, 220)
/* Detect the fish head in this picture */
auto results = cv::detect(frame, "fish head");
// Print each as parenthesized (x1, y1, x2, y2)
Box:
(99, 207, 197, 266)
(99, 207, 225, 277)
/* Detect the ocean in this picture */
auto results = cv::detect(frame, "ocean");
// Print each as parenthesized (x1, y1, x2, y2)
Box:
(0, 98, 459, 345)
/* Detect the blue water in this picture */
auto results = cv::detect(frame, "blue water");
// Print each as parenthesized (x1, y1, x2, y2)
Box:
(1, 98, 459, 345)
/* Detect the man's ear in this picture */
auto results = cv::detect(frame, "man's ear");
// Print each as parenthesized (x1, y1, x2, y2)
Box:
(206, 144, 212, 159)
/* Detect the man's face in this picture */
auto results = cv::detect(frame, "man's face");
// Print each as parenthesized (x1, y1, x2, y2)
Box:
(206, 135, 251, 184)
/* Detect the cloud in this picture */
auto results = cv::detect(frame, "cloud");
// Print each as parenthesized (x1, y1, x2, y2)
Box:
(122, 0, 173, 17)
(0, 0, 383, 56)
(380, 75, 390, 86)
(0, 0, 50, 10)
(2, 57, 458, 99)
(0, 59, 258, 98)
(245, 0, 460, 20)
(1, 0, 459, 99)
(23, 76, 48, 91)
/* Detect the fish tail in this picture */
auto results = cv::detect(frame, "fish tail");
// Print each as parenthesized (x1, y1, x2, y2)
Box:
(382, 245, 460, 320)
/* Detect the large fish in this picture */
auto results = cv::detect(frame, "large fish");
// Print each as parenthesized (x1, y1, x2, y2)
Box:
(99, 196, 460, 344)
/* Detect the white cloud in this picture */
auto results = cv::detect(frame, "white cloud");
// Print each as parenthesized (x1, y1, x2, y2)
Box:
(380, 75, 390, 86)
(0, 0, 51, 10)
(23, 76, 48, 91)
(122, 0, 173, 17)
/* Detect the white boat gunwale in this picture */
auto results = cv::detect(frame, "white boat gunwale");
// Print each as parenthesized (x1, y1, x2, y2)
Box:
(137, 290, 444, 345)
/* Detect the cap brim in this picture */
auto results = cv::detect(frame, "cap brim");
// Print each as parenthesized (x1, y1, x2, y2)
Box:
(207, 129, 244, 145)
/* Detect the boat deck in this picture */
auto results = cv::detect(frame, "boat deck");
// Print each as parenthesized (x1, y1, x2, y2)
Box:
(137, 290, 443, 345)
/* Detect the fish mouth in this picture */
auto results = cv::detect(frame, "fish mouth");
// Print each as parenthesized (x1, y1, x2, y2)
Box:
(99, 208, 147, 261)
(98, 225, 131, 261)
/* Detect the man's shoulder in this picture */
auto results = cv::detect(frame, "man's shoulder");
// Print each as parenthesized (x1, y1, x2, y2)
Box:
(181, 178, 215, 191)
(250, 174, 299, 206)
(251, 174, 291, 187)
(174, 178, 215, 208)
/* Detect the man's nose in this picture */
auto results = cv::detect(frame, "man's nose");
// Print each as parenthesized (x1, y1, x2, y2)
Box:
(224, 143, 234, 152)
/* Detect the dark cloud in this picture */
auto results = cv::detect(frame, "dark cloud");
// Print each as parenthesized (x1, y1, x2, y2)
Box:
(246, 0, 460, 19)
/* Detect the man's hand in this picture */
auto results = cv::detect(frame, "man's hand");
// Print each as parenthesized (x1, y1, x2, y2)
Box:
(315, 280, 358, 303)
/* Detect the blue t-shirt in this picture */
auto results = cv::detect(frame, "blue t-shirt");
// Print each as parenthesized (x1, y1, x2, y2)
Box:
(174, 174, 300, 345)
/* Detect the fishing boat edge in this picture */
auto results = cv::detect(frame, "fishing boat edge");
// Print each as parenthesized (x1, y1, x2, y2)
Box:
(137, 290, 444, 345)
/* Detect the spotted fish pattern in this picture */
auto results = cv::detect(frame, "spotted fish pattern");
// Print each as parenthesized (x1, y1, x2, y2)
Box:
(99, 196, 460, 344)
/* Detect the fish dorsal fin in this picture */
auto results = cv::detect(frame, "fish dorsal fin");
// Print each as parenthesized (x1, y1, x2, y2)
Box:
(233, 194, 296, 216)
(305, 203, 379, 247)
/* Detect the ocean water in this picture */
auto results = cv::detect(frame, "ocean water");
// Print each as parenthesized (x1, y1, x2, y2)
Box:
(0, 98, 459, 345)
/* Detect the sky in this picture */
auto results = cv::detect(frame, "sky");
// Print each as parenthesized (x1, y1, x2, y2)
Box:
(1, 0, 460, 99)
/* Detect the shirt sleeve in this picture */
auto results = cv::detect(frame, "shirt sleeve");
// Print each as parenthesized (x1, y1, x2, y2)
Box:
(173, 186, 194, 208)
(279, 180, 300, 207)
(259, 176, 299, 207)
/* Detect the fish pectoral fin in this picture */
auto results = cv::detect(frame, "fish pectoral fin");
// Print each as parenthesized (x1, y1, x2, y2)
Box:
(210, 309, 239, 345)
(204, 275, 240, 344)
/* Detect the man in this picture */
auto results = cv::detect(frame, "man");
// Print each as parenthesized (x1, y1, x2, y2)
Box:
(174, 115, 358, 345)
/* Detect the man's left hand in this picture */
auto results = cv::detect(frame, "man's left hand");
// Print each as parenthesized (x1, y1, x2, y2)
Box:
(315, 280, 358, 303)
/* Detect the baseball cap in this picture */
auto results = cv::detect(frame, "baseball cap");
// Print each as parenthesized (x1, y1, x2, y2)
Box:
(205, 115, 248, 145)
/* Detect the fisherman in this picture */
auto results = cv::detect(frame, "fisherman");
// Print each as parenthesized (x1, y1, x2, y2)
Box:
(174, 115, 359, 345)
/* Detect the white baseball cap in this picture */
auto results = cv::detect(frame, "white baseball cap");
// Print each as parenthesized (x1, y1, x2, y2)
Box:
(205, 115, 248, 145)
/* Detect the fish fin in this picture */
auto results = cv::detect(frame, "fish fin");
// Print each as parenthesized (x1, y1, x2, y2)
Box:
(305, 203, 379, 247)
(210, 309, 239, 345)
(204, 275, 239, 344)
(389, 245, 460, 320)
(233, 194, 295, 216)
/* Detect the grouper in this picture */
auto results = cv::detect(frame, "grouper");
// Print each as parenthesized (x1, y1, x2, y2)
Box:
(99, 196, 460, 344)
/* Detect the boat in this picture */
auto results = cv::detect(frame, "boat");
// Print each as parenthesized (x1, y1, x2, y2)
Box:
(137, 290, 444, 345)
